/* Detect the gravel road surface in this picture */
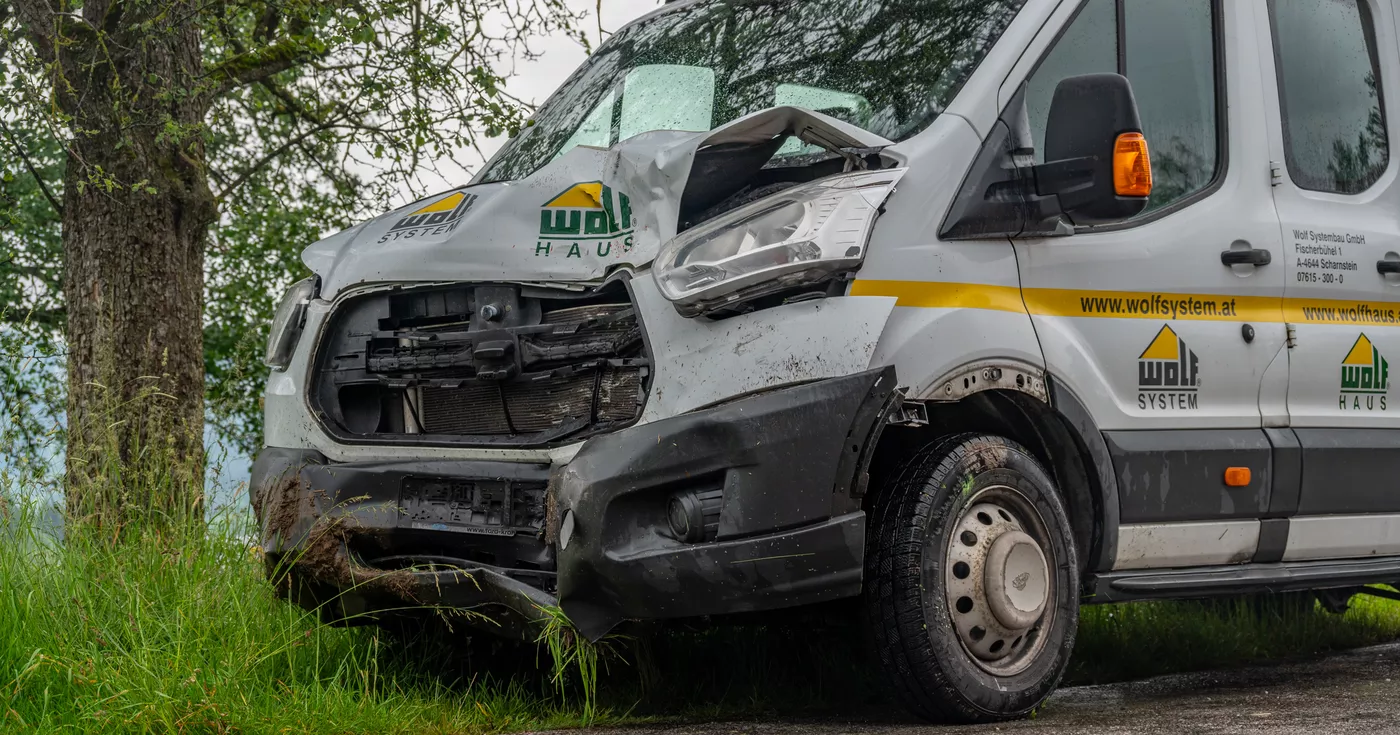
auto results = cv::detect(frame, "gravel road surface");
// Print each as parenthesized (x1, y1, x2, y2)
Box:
(560, 642, 1400, 734)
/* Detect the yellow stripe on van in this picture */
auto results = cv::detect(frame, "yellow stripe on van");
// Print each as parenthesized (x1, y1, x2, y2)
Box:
(1282, 299, 1400, 327)
(1022, 288, 1284, 323)
(847, 280, 1026, 312)
(850, 279, 1400, 326)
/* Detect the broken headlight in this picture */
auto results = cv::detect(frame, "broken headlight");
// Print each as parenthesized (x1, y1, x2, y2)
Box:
(264, 276, 318, 370)
(653, 168, 905, 315)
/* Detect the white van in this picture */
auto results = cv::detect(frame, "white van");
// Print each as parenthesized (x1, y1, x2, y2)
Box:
(251, 0, 1400, 722)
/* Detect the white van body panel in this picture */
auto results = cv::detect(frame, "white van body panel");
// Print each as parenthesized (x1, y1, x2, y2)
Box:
(303, 107, 889, 300)
(1114, 521, 1261, 571)
(858, 115, 1045, 400)
(1258, 0, 1400, 429)
(633, 278, 896, 423)
(1012, 0, 1288, 432)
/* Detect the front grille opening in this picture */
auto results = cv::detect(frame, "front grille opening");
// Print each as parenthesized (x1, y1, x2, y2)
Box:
(311, 281, 649, 446)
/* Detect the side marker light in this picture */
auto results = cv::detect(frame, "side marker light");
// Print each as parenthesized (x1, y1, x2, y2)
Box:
(1113, 132, 1153, 198)
(1224, 467, 1251, 487)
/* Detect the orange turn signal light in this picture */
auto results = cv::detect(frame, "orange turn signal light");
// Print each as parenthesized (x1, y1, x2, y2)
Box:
(1224, 467, 1251, 487)
(1113, 132, 1153, 197)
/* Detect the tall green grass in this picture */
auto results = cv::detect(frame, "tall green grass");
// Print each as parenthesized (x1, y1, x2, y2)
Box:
(4, 490, 1400, 733)
(0, 498, 610, 734)
(1071, 593, 1400, 684)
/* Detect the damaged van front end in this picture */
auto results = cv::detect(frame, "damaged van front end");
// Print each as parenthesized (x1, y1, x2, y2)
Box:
(249, 0, 1034, 650)
(250, 105, 909, 640)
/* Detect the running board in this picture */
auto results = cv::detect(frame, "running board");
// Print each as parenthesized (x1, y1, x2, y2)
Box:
(1085, 557, 1400, 603)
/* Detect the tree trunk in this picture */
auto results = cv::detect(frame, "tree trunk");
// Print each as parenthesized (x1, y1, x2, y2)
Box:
(54, 10, 216, 527)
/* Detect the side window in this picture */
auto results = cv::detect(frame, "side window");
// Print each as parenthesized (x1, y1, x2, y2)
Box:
(1026, 0, 1220, 214)
(1269, 0, 1389, 194)
(1025, 0, 1116, 165)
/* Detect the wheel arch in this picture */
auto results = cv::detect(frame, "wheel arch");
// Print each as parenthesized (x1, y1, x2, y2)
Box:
(868, 378, 1120, 579)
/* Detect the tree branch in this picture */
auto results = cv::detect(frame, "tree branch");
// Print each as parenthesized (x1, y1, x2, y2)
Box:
(215, 122, 336, 201)
(0, 305, 66, 330)
(258, 77, 335, 127)
(205, 37, 320, 97)
(0, 116, 63, 216)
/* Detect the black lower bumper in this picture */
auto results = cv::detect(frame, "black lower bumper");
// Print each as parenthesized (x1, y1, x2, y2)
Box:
(249, 450, 558, 639)
(250, 366, 898, 640)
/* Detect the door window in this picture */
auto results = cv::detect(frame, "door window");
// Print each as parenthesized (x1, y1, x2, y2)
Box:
(1026, 0, 1220, 214)
(1268, 0, 1389, 195)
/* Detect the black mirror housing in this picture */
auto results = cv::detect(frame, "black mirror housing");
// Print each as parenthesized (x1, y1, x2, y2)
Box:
(940, 73, 1151, 240)
(1039, 73, 1149, 225)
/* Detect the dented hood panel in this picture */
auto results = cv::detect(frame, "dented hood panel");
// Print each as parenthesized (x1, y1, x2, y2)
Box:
(302, 107, 893, 298)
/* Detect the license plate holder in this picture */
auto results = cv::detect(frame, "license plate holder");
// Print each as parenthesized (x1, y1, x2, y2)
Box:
(399, 477, 518, 537)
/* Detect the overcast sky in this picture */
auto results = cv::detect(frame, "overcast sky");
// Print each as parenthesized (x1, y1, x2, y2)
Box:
(393, 0, 662, 206)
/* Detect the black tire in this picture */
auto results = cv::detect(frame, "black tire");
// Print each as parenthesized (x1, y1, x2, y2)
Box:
(865, 433, 1079, 723)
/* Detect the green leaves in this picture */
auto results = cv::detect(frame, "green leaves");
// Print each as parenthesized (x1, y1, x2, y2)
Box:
(3, 0, 592, 455)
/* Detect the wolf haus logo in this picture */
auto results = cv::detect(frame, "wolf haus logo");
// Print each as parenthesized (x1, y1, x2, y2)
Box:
(377, 191, 477, 243)
(1138, 324, 1200, 410)
(536, 181, 635, 259)
(1340, 334, 1389, 411)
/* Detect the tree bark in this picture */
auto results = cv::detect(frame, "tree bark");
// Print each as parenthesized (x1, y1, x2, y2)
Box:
(46, 4, 217, 526)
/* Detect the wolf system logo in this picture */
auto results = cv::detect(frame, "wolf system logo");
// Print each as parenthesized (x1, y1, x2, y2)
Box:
(1138, 324, 1200, 410)
(377, 191, 477, 243)
(1340, 334, 1389, 411)
(536, 181, 635, 259)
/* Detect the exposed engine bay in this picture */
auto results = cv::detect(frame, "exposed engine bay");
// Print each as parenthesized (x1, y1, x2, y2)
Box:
(309, 281, 648, 447)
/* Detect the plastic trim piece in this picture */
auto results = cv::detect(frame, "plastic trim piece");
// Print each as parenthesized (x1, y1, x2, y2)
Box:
(555, 366, 899, 640)
(1088, 556, 1400, 603)
(1046, 376, 1120, 574)
(1113, 520, 1260, 571)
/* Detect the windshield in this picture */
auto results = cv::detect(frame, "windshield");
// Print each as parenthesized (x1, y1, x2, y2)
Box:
(478, 0, 1027, 183)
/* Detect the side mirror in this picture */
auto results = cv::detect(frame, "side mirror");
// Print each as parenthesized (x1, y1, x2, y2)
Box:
(939, 73, 1153, 240)
(1036, 73, 1152, 225)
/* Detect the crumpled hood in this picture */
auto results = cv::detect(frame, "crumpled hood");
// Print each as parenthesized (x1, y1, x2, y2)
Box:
(302, 107, 891, 298)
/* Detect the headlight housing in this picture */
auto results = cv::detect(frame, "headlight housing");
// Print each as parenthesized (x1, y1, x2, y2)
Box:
(654, 168, 905, 315)
(264, 276, 318, 370)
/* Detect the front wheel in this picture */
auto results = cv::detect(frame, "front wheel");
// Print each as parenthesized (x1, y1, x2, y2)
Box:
(865, 434, 1079, 723)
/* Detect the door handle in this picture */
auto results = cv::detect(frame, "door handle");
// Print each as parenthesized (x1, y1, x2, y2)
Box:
(1221, 248, 1272, 266)
(1378, 260, 1400, 275)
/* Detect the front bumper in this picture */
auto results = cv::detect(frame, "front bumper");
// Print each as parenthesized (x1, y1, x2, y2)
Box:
(251, 366, 898, 640)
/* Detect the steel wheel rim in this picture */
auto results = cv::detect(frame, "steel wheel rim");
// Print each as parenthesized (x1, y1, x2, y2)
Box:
(942, 484, 1056, 676)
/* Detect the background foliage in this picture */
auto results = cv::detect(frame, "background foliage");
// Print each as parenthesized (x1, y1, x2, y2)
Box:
(1, 0, 591, 459)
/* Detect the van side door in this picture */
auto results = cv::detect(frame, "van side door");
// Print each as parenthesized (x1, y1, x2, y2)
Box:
(1257, 0, 1400, 559)
(1009, 0, 1290, 569)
